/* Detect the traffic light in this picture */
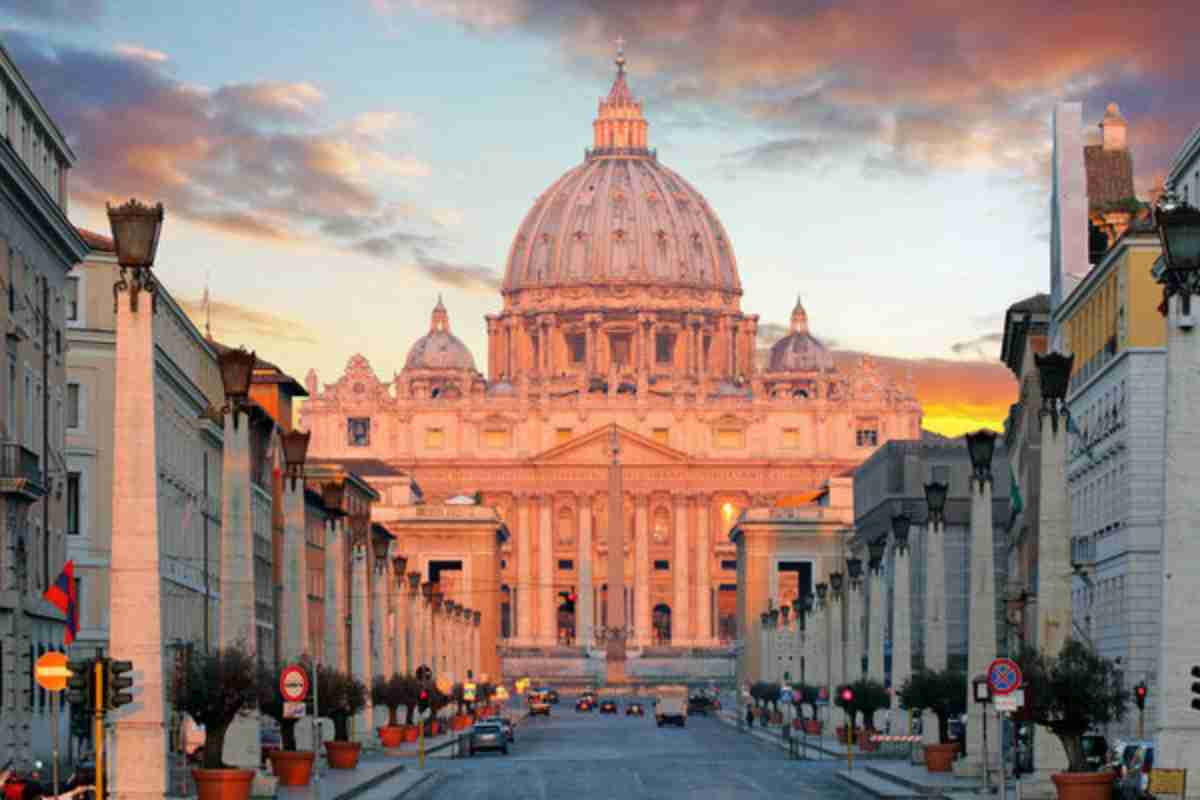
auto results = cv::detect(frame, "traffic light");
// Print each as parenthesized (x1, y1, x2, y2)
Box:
(1191, 666, 1200, 711)
(105, 659, 135, 710)
(840, 687, 854, 704)
(66, 658, 94, 709)
(416, 664, 431, 682)
(418, 689, 430, 713)
(1134, 681, 1147, 711)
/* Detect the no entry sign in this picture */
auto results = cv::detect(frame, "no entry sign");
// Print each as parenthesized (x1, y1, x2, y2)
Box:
(280, 665, 309, 703)
(987, 658, 1022, 697)
(35, 651, 70, 692)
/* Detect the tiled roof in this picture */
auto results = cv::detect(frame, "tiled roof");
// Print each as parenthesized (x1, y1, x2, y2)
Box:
(1084, 145, 1135, 210)
(76, 227, 114, 252)
(309, 458, 405, 478)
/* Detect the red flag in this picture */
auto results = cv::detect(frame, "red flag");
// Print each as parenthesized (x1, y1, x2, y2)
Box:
(43, 560, 78, 644)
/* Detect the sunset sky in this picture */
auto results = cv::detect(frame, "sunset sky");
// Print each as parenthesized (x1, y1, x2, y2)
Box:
(6, 1, 1196, 437)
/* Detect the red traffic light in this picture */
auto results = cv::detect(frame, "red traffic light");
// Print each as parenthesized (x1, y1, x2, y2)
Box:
(1136, 686, 1147, 698)
(420, 690, 429, 700)
(840, 688, 854, 703)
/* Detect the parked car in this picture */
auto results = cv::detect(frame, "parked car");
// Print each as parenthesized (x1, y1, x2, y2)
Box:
(626, 702, 645, 717)
(575, 698, 593, 713)
(468, 721, 509, 756)
(528, 691, 551, 717)
(497, 717, 515, 742)
(581, 691, 598, 705)
(599, 700, 618, 714)
(1116, 743, 1155, 800)
(688, 695, 717, 716)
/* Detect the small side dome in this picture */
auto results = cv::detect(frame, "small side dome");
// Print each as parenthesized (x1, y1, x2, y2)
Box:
(768, 296, 834, 372)
(405, 296, 478, 371)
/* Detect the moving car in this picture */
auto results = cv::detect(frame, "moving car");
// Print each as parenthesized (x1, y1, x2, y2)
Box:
(575, 698, 593, 712)
(655, 686, 688, 727)
(498, 717, 515, 742)
(528, 691, 551, 717)
(581, 690, 598, 705)
(688, 695, 717, 716)
(599, 700, 618, 714)
(626, 702, 645, 717)
(544, 688, 560, 704)
(468, 721, 509, 756)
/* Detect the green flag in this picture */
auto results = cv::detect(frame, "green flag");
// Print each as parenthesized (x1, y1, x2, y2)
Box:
(1009, 461, 1024, 517)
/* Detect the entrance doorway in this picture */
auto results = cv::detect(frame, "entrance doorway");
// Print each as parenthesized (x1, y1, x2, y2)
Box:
(652, 603, 672, 644)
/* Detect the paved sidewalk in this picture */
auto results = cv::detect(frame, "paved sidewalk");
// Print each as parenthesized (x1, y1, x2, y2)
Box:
(277, 754, 424, 800)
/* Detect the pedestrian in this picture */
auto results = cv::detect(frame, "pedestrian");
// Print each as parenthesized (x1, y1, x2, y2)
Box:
(745, 706, 754, 729)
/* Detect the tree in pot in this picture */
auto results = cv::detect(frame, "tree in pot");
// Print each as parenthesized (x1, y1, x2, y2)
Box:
(428, 686, 451, 735)
(898, 668, 967, 772)
(793, 685, 822, 734)
(1014, 639, 1129, 799)
(371, 674, 408, 748)
(848, 679, 890, 733)
(173, 643, 259, 800)
(396, 673, 422, 740)
(318, 668, 368, 769)
(257, 662, 315, 786)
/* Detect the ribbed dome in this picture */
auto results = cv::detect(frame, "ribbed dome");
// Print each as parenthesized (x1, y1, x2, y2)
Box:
(768, 297, 834, 372)
(405, 297, 477, 371)
(501, 53, 740, 296)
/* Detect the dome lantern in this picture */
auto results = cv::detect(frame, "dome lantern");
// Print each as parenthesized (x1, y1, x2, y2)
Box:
(592, 39, 649, 154)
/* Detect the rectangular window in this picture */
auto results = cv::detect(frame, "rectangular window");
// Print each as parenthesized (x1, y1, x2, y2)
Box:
(654, 559, 670, 572)
(781, 428, 799, 448)
(556, 428, 572, 445)
(609, 333, 631, 367)
(855, 428, 878, 447)
(720, 559, 738, 572)
(64, 276, 78, 321)
(566, 333, 586, 364)
(483, 428, 510, 449)
(425, 428, 445, 449)
(66, 472, 80, 535)
(557, 559, 574, 571)
(652, 428, 669, 445)
(716, 428, 744, 449)
(66, 383, 80, 429)
(347, 417, 370, 447)
(655, 332, 675, 364)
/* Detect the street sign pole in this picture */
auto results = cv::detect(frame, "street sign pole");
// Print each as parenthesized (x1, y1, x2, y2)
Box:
(52, 686, 60, 799)
(312, 659, 321, 800)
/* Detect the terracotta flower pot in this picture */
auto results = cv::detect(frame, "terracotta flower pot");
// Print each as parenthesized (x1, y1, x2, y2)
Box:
(325, 740, 362, 770)
(792, 720, 803, 730)
(402, 725, 419, 743)
(925, 743, 957, 772)
(192, 768, 255, 800)
(267, 750, 314, 786)
(803, 720, 822, 735)
(378, 726, 404, 748)
(1051, 771, 1116, 800)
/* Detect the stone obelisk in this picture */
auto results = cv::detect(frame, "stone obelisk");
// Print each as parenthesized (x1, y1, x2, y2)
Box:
(606, 425, 627, 684)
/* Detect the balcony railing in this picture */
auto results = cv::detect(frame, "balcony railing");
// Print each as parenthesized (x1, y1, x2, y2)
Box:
(0, 442, 45, 502)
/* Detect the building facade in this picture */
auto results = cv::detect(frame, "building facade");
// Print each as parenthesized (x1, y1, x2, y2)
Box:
(0, 40, 89, 767)
(1054, 220, 1165, 738)
(301, 54, 922, 683)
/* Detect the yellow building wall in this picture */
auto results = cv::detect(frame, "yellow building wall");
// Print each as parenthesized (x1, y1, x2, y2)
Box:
(1126, 248, 1167, 349)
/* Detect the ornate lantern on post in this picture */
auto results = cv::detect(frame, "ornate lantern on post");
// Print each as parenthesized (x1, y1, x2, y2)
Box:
(393, 555, 408, 589)
(891, 512, 911, 553)
(867, 539, 886, 573)
(322, 481, 345, 516)
(815, 583, 828, 605)
(965, 429, 997, 485)
(846, 557, 863, 583)
(217, 347, 256, 426)
(924, 482, 948, 527)
(280, 429, 310, 491)
(107, 198, 164, 312)
(408, 572, 422, 592)
(1035, 352, 1075, 433)
(829, 572, 844, 596)
(1153, 192, 1200, 313)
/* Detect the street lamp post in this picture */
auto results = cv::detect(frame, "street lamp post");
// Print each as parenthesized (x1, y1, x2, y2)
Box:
(280, 429, 310, 663)
(846, 557, 864, 682)
(828, 572, 845, 696)
(392, 556, 408, 676)
(890, 513, 912, 731)
(962, 429, 1000, 776)
(868, 538, 886, 687)
(922, 481, 948, 747)
(1152, 193, 1200, 774)
(107, 199, 168, 800)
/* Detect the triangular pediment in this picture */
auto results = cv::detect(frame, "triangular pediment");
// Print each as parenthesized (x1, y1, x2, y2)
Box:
(531, 424, 690, 465)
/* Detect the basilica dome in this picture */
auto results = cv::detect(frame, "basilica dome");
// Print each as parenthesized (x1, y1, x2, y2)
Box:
(768, 298, 834, 373)
(501, 53, 741, 298)
(405, 297, 477, 372)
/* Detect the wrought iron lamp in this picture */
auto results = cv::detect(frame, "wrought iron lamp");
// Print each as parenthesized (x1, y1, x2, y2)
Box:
(924, 481, 948, 527)
(107, 198, 164, 312)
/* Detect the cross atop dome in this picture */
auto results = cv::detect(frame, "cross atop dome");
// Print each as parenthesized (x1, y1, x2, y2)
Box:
(594, 38, 647, 153)
(431, 293, 450, 333)
(790, 295, 809, 334)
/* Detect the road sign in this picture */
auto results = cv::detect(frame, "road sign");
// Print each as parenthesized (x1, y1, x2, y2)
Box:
(36, 652, 70, 692)
(987, 658, 1022, 697)
(815, 686, 830, 705)
(280, 665, 309, 703)
(779, 688, 793, 703)
(283, 701, 306, 719)
(993, 694, 1019, 713)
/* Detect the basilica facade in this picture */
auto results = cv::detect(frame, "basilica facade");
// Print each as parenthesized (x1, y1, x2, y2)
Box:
(301, 53, 922, 681)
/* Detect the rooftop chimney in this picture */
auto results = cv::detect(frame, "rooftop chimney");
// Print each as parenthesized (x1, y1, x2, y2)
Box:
(1100, 102, 1127, 151)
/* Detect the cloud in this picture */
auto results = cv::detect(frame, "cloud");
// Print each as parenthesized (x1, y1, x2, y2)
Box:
(385, 0, 1200, 185)
(176, 297, 320, 345)
(113, 44, 167, 63)
(411, 248, 501, 293)
(950, 332, 1005, 360)
(5, 32, 484, 292)
(2, 0, 103, 24)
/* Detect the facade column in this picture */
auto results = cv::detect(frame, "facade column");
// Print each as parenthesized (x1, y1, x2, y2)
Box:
(110, 259, 167, 800)
(350, 541, 374, 742)
(1027, 355, 1072, 796)
(280, 475, 308, 663)
(1155, 282, 1200, 792)
(868, 565, 885, 685)
(891, 535, 912, 729)
(960, 457, 1000, 777)
(427, 591, 440, 678)
(516, 494, 532, 644)
(219, 409, 256, 650)
(806, 601, 827, 692)
(391, 570, 405, 678)
(923, 517, 947, 746)
(695, 498, 713, 644)
(472, 612, 482, 680)
(370, 555, 387, 682)
(758, 615, 770, 682)
(634, 496, 650, 647)
(324, 517, 347, 671)
(672, 495, 691, 645)
(538, 497, 555, 645)
(577, 497, 594, 649)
